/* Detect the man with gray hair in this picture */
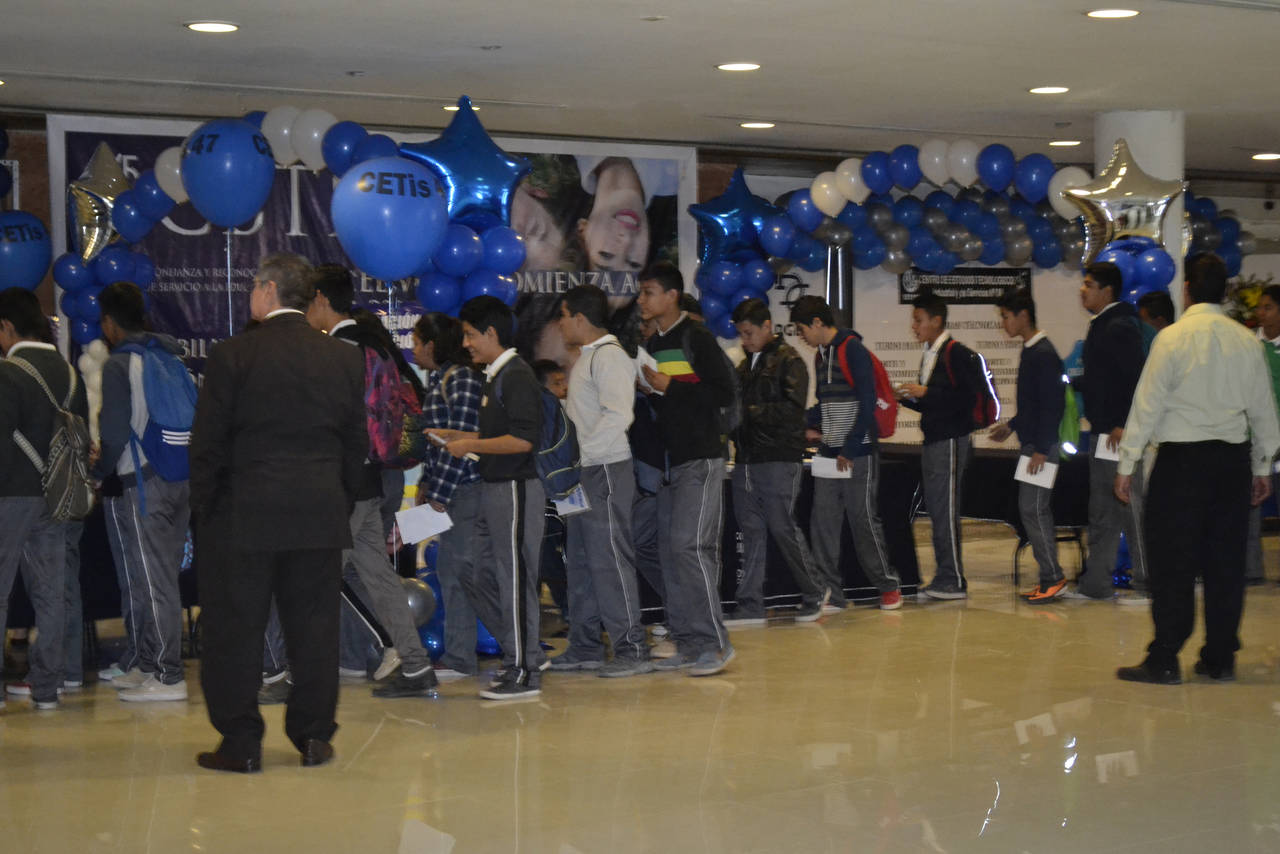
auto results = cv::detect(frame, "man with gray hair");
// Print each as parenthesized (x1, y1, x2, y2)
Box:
(191, 254, 367, 772)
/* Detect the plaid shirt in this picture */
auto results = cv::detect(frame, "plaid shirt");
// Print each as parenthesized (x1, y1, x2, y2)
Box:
(418, 363, 483, 507)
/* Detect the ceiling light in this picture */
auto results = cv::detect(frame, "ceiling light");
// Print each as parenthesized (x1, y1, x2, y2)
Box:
(1050, 140, 1082, 147)
(0, 80, 5, 86)
(1254, 153, 1280, 161)
(740, 122, 775, 129)
(641, 15, 668, 21)
(1029, 86, 1070, 95)
(717, 62, 761, 72)
(184, 21, 239, 33)
(444, 104, 479, 111)
(1086, 8, 1139, 17)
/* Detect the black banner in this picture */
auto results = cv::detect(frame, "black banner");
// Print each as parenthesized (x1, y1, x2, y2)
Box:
(898, 266, 1032, 305)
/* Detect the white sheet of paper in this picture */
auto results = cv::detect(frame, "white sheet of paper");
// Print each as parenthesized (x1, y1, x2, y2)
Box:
(635, 347, 659, 394)
(553, 484, 591, 517)
(395, 504, 453, 544)
(1014, 455, 1059, 488)
(810, 456, 853, 479)
(1093, 439, 1120, 461)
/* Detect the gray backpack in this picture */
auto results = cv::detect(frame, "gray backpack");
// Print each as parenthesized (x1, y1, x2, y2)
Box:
(10, 357, 95, 521)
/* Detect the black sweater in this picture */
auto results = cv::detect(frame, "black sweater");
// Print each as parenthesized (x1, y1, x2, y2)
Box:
(0, 345, 87, 498)
(1078, 302, 1145, 435)
(1010, 335, 1065, 457)
(900, 336, 979, 443)
(646, 316, 736, 466)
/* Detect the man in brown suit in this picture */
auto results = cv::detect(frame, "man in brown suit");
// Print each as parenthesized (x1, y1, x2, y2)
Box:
(190, 253, 367, 772)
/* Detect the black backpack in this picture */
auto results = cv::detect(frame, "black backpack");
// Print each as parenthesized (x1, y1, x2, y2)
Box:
(9, 357, 95, 521)
(680, 325, 743, 437)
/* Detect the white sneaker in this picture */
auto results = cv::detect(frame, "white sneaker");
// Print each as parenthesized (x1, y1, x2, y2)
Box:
(118, 675, 188, 702)
(432, 667, 470, 682)
(98, 663, 126, 681)
(374, 648, 402, 681)
(1117, 592, 1151, 606)
(63, 679, 84, 692)
(338, 666, 368, 679)
(110, 668, 148, 690)
(651, 624, 670, 638)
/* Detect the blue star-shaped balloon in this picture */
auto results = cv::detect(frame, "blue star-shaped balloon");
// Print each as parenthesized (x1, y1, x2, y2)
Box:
(399, 96, 532, 231)
(688, 168, 783, 266)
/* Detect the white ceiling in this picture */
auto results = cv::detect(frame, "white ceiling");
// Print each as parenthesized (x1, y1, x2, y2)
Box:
(2, 0, 1279, 179)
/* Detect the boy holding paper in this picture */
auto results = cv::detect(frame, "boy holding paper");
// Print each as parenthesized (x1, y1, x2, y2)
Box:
(990, 289, 1067, 602)
(791, 296, 902, 611)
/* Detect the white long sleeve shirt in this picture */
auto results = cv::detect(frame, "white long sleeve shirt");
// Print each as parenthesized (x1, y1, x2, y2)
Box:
(1118, 303, 1280, 476)
(566, 334, 635, 466)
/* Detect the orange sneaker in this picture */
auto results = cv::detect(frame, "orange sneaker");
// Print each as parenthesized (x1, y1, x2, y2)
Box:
(1022, 579, 1068, 602)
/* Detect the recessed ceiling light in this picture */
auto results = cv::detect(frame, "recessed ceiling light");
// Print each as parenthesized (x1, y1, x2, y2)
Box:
(740, 122, 775, 129)
(0, 80, 6, 86)
(444, 104, 479, 112)
(184, 21, 238, 33)
(641, 15, 668, 22)
(717, 62, 761, 72)
(1029, 86, 1070, 95)
(1050, 140, 1082, 147)
(1087, 8, 1139, 18)
(1253, 153, 1280, 161)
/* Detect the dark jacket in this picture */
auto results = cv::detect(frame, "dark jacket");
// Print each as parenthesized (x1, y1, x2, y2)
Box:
(189, 312, 367, 552)
(477, 354, 541, 482)
(1078, 301, 1145, 435)
(333, 319, 392, 501)
(808, 329, 877, 460)
(0, 344, 87, 498)
(646, 315, 736, 466)
(92, 332, 187, 482)
(1010, 335, 1065, 457)
(900, 335, 979, 443)
(735, 336, 809, 464)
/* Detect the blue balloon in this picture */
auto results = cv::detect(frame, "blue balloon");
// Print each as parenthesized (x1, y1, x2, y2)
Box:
(837, 203, 867, 231)
(1013, 154, 1055, 204)
(111, 190, 155, 245)
(798, 242, 826, 273)
(1194, 197, 1218, 221)
(461, 268, 507, 302)
(351, 133, 399, 167)
(1026, 217, 1054, 242)
(760, 214, 797, 256)
(1008, 198, 1035, 222)
(742, 258, 774, 292)
(1214, 217, 1241, 245)
(907, 227, 936, 257)
(0, 211, 52, 291)
(889, 145, 922, 190)
(1218, 244, 1242, 277)
(915, 245, 943, 271)
(893, 196, 924, 228)
(949, 200, 981, 229)
(435, 225, 484, 278)
(924, 190, 955, 214)
(128, 253, 155, 289)
(59, 289, 81, 321)
(700, 293, 727, 321)
(0, 165, 12, 200)
(979, 239, 1005, 266)
(93, 246, 136, 285)
(322, 121, 370, 177)
(1032, 239, 1062, 269)
(71, 319, 100, 346)
(787, 190, 824, 233)
(498, 274, 519, 306)
(868, 192, 895, 208)
(398, 96, 532, 231)
(242, 111, 266, 129)
(975, 213, 1002, 241)
(1097, 247, 1137, 288)
(74, 287, 101, 321)
(729, 287, 759, 311)
(1105, 236, 1156, 255)
(860, 152, 893, 195)
(788, 232, 821, 263)
(854, 241, 887, 270)
(416, 272, 462, 311)
(181, 118, 276, 228)
(976, 144, 1016, 192)
(706, 260, 744, 296)
(133, 171, 175, 221)
(1133, 247, 1175, 289)
(710, 312, 738, 340)
(53, 253, 95, 293)
(852, 225, 879, 253)
(936, 251, 960, 273)
(332, 156, 450, 282)
(481, 226, 526, 275)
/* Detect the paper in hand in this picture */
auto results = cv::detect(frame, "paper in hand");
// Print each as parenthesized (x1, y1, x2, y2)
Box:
(635, 347, 660, 394)
(396, 503, 453, 544)
(810, 456, 853, 479)
(1014, 455, 1059, 488)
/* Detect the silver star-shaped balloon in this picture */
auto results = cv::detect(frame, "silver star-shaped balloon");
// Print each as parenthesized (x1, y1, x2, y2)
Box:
(1063, 138, 1184, 264)
(68, 142, 131, 263)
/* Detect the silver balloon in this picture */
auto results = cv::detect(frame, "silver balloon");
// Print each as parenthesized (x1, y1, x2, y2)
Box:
(957, 187, 984, 203)
(882, 223, 909, 251)
(923, 208, 949, 234)
(941, 225, 969, 253)
(999, 216, 1027, 239)
(1199, 229, 1223, 251)
(866, 203, 893, 233)
(1238, 231, 1258, 255)
(982, 195, 1010, 218)
(768, 255, 795, 275)
(812, 217, 853, 248)
(1054, 217, 1081, 242)
(882, 248, 912, 274)
(1062, 239, 1086, 270)
(401, 577, 437, 628)
(68, 142, 132, 263)
(960, 237, 984, 262)
(1005, 235, 1033, 266)
(1219, 208, 1238, 220)
(1035, 201, 1055, 219)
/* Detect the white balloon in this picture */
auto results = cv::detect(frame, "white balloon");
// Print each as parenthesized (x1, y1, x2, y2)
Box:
(291, 108, 338, 172)
(835, 157, 869, 204)
(810, 171, 846, 218)
(86, 338, 110, 364)
(261, 105, 302, 166)
(154, 146, 188, 204)
(947, 140, 980, 188)
(84, 370, 102, 393)
(1048, 166, 1092, 219)
(77, 353, 96, 375)
(919, 139, 950, 187)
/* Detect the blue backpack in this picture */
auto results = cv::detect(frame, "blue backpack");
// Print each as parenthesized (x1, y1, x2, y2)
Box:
(498, 373, 580, 500)
(117, 339, 198, 489)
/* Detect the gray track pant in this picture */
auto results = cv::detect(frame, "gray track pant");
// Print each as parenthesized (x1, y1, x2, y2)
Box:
(656, 458, 728, 657)
(0, 497, 65, 702)
(810, 454, 900, 599)
(1080, 435, 1148, 597)
(732, 461, 826, 614)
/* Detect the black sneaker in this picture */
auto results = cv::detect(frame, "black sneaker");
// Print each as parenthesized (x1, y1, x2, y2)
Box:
(257, 676, 291, 705)
(547, 650, 604, 672)
(921, 583, 967, 600)
(1193, 660, 1235, 681)
(479, 672, 541, 701)
(372, 666, 439, 698)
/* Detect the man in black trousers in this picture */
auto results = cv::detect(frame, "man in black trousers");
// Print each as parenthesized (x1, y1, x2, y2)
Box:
(190, 254, 367, 772)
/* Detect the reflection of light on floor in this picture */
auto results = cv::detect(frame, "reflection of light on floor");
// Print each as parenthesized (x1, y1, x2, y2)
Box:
(1064, 752, 1077, 773)
(397, 819, 455, 853)
(978, 779, 1001, 837)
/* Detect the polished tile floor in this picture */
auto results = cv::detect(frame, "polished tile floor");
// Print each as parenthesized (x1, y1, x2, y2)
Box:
(5, 522, 1280, 853)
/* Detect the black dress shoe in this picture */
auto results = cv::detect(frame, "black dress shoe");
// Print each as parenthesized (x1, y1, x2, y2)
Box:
(1193, 660, 1236, 681)
(300, 739, 334, 767)
(197, 751, 261, 774)
(1116, 661, 1182, 685)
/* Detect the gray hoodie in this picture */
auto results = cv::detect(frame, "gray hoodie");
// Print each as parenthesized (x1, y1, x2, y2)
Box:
(92, 332, 187, 480)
